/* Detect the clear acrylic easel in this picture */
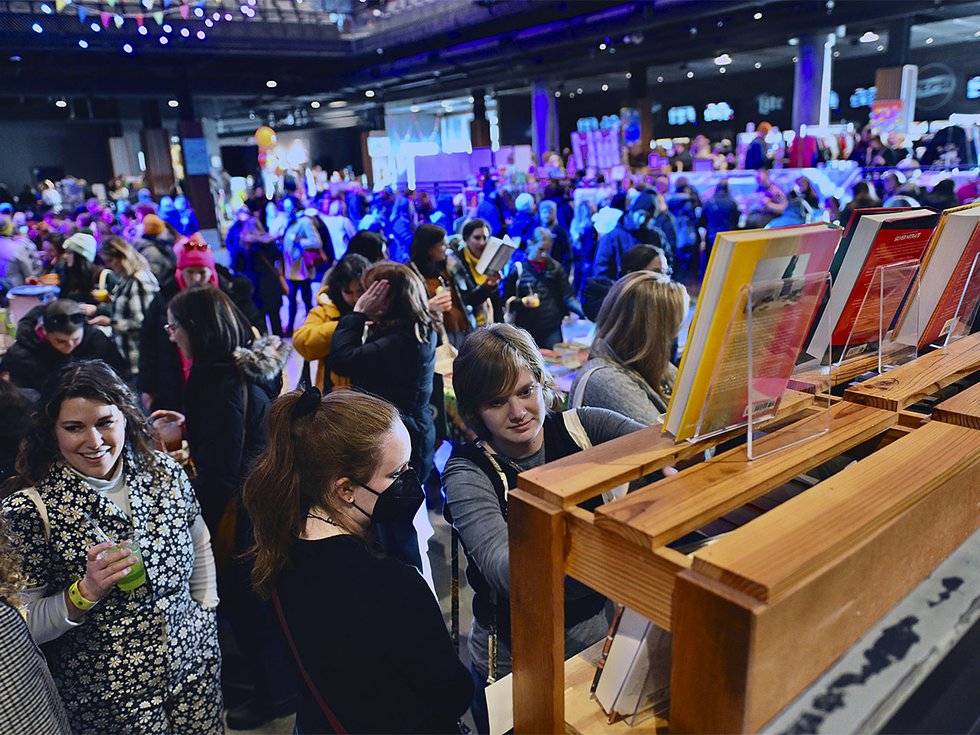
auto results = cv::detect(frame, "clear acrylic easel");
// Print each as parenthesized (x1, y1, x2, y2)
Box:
(835, 260, 920, 374)
(689, 272, 833, 461)
(930, 252, 980, 350)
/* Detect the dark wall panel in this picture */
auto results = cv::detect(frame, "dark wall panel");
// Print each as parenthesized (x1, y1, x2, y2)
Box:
(0, 120, 115, 191)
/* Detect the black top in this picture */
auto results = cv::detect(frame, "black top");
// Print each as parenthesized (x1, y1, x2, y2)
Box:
(137, 268, 265, 411)
(184, 362, 271, 533)
(329, 312, 437, 478)
(1, 305, 129, 392)
(277, 535, 472, 734)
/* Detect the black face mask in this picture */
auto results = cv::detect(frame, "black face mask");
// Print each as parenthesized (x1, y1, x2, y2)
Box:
(353, 468, 424, 525)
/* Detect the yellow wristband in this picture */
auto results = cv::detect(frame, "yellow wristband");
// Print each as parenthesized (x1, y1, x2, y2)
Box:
(68, 580, 98, 611)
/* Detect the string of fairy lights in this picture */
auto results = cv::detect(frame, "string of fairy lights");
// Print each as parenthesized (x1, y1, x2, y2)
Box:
(29, 0, 372, 52)
(27, 0, 319, 52)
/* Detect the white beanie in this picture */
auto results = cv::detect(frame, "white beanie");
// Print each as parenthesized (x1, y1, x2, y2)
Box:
(514, 192, 535, 212)
(64, 232, 98, 263)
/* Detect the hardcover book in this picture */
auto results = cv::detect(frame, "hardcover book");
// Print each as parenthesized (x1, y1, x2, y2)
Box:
(665, 223, 840, 441)
(804, 208, 939, 362)
(895, 202, 980, 349)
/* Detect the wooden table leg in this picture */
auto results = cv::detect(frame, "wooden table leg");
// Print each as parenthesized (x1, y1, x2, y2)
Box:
(510, 489, 566, 734)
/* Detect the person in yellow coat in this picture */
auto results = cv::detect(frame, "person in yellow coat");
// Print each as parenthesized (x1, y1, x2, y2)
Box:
(293, 254, 370, 390)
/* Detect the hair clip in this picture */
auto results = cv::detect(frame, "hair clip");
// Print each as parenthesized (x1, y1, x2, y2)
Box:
(292, 384, 321, 421)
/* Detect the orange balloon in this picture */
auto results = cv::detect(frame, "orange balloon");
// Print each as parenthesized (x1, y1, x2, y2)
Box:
(255, 126, 277, 149)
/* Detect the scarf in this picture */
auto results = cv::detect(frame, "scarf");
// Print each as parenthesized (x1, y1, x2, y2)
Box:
(462, 245, 488, 286)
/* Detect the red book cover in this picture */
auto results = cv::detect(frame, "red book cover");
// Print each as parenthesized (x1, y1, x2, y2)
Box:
(831, 213, 939, 348)
(919, 222, 980, 348)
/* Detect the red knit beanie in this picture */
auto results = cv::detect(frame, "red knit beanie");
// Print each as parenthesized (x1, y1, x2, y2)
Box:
(175, 233, 219, 288)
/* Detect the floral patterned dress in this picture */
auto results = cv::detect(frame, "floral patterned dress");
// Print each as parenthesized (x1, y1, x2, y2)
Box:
(2, 451, 222, 734)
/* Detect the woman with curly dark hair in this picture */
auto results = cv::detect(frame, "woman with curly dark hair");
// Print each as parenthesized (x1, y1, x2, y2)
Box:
(1, 360, 221, 734)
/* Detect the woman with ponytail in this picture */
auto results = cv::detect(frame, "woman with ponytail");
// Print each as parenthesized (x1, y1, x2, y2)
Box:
(243, 388, 471, 735)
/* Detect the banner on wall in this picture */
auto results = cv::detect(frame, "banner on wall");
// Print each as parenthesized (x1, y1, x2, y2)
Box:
(570, 129, 621, 172)
(869, 100, 905, 136)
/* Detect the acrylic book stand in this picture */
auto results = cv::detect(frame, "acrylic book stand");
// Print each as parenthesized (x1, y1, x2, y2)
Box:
(689, 272, 833, 461)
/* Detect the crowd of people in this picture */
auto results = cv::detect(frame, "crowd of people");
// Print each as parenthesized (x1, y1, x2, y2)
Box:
(1, 137, 979, 734)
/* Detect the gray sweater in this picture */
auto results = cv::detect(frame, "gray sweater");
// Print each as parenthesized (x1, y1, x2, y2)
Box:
(443, 406, 644, 678)
(569, 357, 676, 426)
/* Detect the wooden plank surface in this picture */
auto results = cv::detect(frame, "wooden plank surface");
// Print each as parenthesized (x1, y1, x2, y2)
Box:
(593, 402, 896, 552)
(564, 641, 662, 735)
(510, 490, 566, 734)
(690, 421, 980, 603)
(672, 429, 980, 733)
(565, 507, 689, 631)
(518, 390, 814, 508)
(843, 332, 980, 411)
(932, 379, 980, 429)
(796, 353, 879, 388)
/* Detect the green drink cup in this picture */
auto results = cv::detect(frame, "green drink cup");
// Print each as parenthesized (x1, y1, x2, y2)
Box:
(116, 541, 147, 592)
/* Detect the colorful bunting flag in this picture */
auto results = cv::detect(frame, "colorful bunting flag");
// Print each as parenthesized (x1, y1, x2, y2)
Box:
(179, 4, 189, 19)
(153, 10, 164, 24)
(106, 0, 116, 5)
(100, 10, 111, 26)
(77, 5, 88, 22)
(135, 12, 144, 26)
(114, 14, 124, 27)
(55, 0, 67, 12)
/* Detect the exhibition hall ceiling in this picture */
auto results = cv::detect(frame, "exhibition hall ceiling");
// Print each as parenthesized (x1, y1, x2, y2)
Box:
(0, 0, 978, 120)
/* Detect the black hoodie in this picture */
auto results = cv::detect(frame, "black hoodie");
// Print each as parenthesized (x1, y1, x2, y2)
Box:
(1, 305, 130, 393)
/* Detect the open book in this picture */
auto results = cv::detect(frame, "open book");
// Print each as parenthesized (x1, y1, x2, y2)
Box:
(476, 235, 517, 275)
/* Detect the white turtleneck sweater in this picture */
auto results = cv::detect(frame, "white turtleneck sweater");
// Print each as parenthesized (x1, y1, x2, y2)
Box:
(25, 462, 218, 644)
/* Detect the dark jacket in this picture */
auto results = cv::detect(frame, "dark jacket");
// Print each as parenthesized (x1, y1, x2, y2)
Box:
(132, 235, 177, 283)
(329, 312, 437, 479)
(455, 246, 504, 325)
(184, 335, 290, 533)
(503, 258, 583, 349)
(1, 305, 129, 392)
(137, 268, 266, 411)
(702, 190, 740, 251)
(507, 210, 537, 246)
(592, 216, 668, 281)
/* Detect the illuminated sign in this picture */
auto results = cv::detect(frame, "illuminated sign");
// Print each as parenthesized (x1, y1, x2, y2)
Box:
(756, 94, 784, 116)
(916, 63, 956, 110)
(968, 76, 980, 100)
(850, 87, 877, 108)
(577, 115, 621, 133)
(703, 102, 734, 122)
(667, 105, 697, 125)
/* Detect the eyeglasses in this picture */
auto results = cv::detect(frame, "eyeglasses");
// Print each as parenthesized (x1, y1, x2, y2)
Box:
(164, 322, 179, 335)
(44, 313, 86, 329)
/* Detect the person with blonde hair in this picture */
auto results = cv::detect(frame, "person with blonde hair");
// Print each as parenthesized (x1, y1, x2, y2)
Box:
(98, 235, 160, 380)
(243, 388, 471, 734)
(571, 271, 689, 424)
(443, 323, 645, 732)
(329, 260, 436, 569)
